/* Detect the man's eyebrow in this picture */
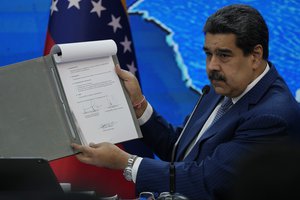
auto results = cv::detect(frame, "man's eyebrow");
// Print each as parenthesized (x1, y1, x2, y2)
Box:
(202, 47, 232, 54)
(202, 47, 209, 51)
(216, 48, 233, 54)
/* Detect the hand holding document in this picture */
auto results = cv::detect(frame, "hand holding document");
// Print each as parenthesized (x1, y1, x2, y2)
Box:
(51, 40, 142, 145)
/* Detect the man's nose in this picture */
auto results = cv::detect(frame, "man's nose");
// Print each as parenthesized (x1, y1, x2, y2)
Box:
(207, 55, 220, 71)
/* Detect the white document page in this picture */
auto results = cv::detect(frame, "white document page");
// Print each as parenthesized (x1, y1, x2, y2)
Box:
(51, 40, 141, 145)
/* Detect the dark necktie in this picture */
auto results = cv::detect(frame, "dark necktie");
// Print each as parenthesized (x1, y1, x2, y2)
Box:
(210, 97, 233, 126)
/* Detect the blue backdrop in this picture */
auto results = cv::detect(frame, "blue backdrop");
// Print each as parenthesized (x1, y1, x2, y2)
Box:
(1, 0, 299, 126)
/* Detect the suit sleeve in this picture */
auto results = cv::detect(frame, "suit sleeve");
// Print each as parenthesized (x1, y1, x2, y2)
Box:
(140, 109, 189, 161)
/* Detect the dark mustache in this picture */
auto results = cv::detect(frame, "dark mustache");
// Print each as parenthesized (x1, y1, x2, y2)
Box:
(208, 71, 226, 82)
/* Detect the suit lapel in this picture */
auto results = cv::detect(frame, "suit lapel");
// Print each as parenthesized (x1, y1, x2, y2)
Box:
(175, 95, 222, 161)
(199, 101, 240, 141)
(183, 101, 242, 161)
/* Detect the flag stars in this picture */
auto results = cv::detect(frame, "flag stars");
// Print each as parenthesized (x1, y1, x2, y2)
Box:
(108, 15, 122, 33)
(127, 61, 137, 75)
(68, 0, 81, 9)
(90, 0, 106, 18)
(50, 0, 59, 15)
(120, 36, 132, 53)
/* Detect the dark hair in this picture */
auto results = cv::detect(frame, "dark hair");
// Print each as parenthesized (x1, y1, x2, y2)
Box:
(203, 4, 269, 59)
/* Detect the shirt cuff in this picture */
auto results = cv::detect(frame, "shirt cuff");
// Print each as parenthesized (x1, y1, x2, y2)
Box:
(132, 157, 143, 183)
(137, 102, 153, 125)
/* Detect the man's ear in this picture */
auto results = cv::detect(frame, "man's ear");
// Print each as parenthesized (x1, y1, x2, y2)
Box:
(252, 44, 264, 69)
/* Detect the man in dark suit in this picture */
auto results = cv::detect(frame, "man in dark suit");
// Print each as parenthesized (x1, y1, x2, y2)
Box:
(71, 4, 300, 200)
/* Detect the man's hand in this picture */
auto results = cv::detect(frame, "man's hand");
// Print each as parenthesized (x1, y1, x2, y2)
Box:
(115, 64, 143, 103)
(115, 65, 147, 118)
(71, 142, 130, 170)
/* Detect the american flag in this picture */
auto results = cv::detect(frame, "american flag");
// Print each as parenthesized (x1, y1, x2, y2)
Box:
(44, 0, 139, 79)
(44, 0, 152, 198)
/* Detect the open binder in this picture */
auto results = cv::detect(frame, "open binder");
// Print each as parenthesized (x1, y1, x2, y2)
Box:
(0, 40, 142, 161)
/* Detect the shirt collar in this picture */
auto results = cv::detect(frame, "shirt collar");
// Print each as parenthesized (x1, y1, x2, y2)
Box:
(231, 63, 270, 104)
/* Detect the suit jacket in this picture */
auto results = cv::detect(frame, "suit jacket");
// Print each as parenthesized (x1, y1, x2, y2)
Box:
(136, 63, 300, 200)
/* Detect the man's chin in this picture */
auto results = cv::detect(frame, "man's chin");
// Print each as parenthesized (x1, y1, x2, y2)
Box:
(211, 80, 224, 88)
(212, 84, 227, 95)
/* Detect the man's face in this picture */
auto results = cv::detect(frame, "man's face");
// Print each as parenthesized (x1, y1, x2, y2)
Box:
(203, 33, 256, 98)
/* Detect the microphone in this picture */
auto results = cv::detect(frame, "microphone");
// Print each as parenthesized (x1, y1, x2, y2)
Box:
(167, 85, 210, 199)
